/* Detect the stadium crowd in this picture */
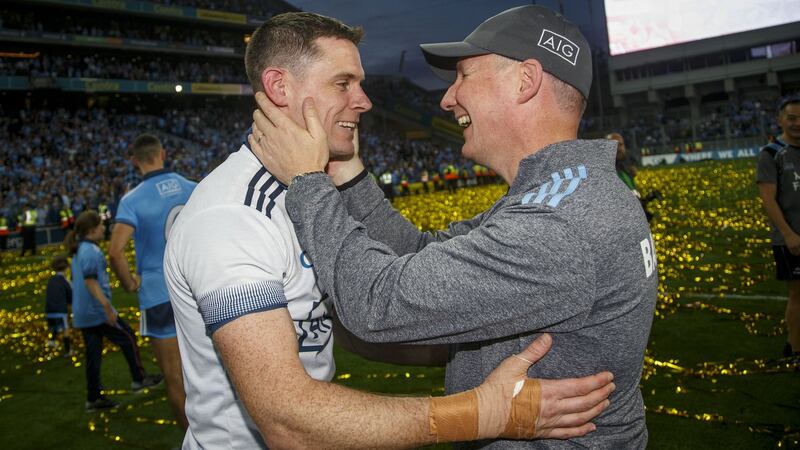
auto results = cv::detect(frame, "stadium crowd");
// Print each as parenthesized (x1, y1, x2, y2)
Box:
(0, 102, 494, 228)
(0, 105, 248, 228)
(2, 90, 791, 229)
(0, 8, 246, 51)
(0, 53, 245, 84)
(620, 97, 782, 153)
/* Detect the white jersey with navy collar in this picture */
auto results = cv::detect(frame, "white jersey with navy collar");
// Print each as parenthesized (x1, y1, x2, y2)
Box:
(164, 145, 333, 449)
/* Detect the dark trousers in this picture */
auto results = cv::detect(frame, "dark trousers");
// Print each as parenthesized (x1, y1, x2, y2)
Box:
(80, 317, 145, 401)
(20, 226, 36, 256)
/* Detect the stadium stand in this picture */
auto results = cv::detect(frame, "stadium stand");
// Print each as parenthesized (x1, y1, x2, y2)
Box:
(1, 52, 246, 83)
(0, 6, 246, 50)
(608, 18, 800, 155)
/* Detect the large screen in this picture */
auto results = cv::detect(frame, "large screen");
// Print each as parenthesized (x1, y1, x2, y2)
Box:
(605, 0, 800, 56)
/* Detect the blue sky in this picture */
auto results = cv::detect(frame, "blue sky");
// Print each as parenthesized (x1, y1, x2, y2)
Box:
(288, 0, 608, 91)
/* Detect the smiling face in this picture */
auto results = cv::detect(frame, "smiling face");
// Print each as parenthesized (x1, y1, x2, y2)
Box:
(779, 102, 800, 146)
(285, 37, 372, 158)
(439, 54, 515, 165)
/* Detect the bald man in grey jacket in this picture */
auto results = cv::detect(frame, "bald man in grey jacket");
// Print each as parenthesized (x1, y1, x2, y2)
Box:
(250, 5, 657, 449)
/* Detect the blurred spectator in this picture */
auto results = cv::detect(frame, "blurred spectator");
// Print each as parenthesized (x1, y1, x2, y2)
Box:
(607, 132, 661, 221)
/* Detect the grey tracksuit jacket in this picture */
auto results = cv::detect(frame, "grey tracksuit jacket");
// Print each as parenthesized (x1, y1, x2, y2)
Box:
(286, 139, 658, 449)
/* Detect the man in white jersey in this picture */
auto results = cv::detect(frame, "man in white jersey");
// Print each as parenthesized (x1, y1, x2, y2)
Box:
(165, 12, 614, 449)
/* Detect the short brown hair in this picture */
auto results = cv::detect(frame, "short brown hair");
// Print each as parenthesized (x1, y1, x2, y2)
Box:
(50, 255, 68, 272)
(244, 12, 363, 93)
(779, 96, 800, 114)
(64, 210, 102, 255)
(131, 133, 163, 164)
(74, 210, 101, 238)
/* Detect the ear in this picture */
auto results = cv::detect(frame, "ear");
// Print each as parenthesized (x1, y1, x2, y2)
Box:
(260, 68, 289, 107)
(160, 148, 166, 161)
(517, 59, 543, 104)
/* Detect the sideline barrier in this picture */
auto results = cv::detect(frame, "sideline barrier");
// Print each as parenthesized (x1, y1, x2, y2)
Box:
(0, 76, 251, 96)
(642, 147, 760, 166)
(4, 226, 66, 251)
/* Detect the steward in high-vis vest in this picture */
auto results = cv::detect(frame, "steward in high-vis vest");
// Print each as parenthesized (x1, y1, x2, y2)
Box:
(19, 207, 38, 257)
(443, 164, 459, 192)
(400, 174, 410, 196)
(98, 204, 111, 222)
(0, 216, 9, 251)
(98, 203, 112, 240)
(379, 171, 394, 200)
(60, 207, 75, 230)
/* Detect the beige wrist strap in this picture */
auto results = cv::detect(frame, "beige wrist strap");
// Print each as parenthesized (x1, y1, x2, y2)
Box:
(500, 379, 541, 439)
(428, 390, 479, 443)
(428, 378, 541, 442)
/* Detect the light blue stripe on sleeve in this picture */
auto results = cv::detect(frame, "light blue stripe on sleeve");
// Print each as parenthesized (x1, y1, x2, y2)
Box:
(547, 165, 587, 207)
(521, 192, 534, 205)
(521, 165, 588, 207)
(546, 173, 565, 200)
(533, 181, 552, 204)
(523, 181, 550, 205)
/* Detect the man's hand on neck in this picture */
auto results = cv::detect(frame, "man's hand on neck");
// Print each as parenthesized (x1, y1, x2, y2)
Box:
(326, 130, 365, 186)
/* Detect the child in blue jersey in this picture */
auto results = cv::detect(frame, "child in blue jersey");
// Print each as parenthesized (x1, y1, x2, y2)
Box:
(66, 210, 163, 411)
(109, 134, 195, 429)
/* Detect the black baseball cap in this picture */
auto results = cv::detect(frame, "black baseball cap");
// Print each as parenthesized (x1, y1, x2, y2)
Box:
(420, 5, 592, 99)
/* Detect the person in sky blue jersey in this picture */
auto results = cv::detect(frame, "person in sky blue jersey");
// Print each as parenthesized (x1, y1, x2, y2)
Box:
(66, 210, 162, 411)
(109, 134, 196, 429)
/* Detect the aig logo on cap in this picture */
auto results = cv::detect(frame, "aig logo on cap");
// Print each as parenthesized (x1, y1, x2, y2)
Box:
(537, 29, 579, 66)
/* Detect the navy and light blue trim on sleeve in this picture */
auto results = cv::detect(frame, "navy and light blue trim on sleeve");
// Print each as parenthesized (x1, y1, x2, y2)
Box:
(198, 280, 288, 335)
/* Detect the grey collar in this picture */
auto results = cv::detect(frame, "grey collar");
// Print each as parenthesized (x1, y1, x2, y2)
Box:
(507, 139, 617, 196)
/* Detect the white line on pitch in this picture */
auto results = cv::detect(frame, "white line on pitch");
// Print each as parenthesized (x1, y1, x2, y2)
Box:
(673, 293, 786, 302)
